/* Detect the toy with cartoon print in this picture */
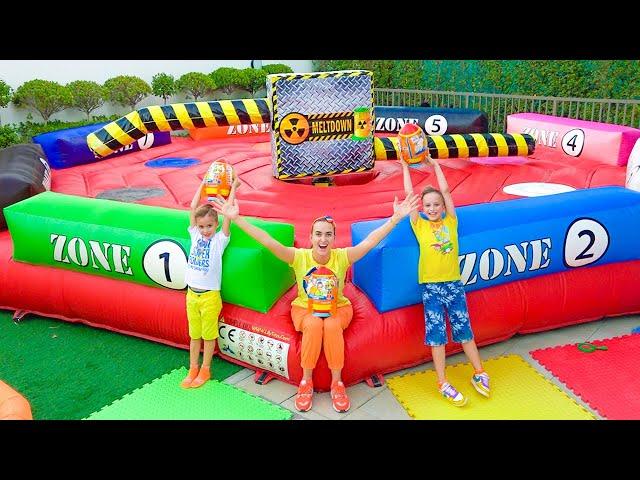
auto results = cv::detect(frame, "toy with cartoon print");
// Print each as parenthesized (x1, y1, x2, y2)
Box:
(303, 266, 338, 317)
(202, 160, 235, 202)
(397, 123, 428, 165)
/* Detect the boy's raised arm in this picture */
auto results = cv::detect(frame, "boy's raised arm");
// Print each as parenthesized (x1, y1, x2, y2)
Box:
(425, 155, 456, 219)
(400, 159, 419, 224)
(189, 179, 205, 227)
(220, 177, 240, 237)
(211, 196, 295, 264)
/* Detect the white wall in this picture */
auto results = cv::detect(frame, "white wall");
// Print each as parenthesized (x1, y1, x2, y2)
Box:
(0, 59, 313, 125)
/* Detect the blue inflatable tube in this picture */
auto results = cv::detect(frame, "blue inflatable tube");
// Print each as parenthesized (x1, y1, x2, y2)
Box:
(374, 106, 488, 135)
(33, 122, 172, 169)
(352, 186, 640, 313)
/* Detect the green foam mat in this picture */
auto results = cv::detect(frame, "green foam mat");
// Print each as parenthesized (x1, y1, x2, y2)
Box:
(86, 367, 292, 420)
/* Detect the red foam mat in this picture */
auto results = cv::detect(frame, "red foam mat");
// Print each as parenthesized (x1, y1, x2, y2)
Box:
(530, 334, 640, 419)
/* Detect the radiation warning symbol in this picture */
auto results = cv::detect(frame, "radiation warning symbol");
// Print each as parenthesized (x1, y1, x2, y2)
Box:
(279, 113, 310, 145)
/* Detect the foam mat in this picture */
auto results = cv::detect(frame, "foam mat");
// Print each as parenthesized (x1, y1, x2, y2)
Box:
(387, 355, 594, 420)
(86, 368, 292, 420)
(531, 334, 640, 420)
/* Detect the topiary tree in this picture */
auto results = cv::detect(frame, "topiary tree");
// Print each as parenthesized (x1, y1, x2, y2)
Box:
(241, 68, 268, 97)
(67, 80, 105, 120)
(210, 67, 245, 97)
(12, 79, 72, 124)
(151, 72, 176, 104)
(103, 75, 151, 111)
(261, 63, 294, 75)
(176, 72, 216, 102)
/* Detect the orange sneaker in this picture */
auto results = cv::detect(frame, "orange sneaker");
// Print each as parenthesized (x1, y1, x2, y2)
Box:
(331, 381, 350, 413)
(180, 366, 199, 388)
(294, 379, 314, 412)
(190, 366, 211, 388)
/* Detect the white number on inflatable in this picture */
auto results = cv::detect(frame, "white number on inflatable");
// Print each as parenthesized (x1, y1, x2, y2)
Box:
(138, 133, 155, 150)
(143, 240, 188, 289)
(561, 129, 585, 157)
(564, 218, 609, 268)
(424, 115, 448, 135)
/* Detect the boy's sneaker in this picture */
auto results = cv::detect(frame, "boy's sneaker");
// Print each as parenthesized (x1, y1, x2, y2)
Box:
(180, 366, 199, 388)
(294, 379, 314, 412)
(190, 366, 211, 388)
(471, 372, 490, 397)
(439, 382, 467, 407)
(331, 381, 351, 413)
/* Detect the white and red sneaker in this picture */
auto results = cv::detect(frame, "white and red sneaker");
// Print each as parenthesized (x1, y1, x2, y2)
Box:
(294, 379, 314, 412)
(331, 381, 351, 413)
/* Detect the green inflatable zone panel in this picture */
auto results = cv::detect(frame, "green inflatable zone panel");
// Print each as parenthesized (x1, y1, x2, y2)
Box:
(5, 191, 295, 312)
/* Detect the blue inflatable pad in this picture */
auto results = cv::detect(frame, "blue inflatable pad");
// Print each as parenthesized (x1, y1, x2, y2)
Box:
(352, 186, 640, 312)
(33, 123, 171, 169)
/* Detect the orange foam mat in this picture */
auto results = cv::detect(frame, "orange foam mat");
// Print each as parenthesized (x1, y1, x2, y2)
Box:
(531, 334, 640, 419)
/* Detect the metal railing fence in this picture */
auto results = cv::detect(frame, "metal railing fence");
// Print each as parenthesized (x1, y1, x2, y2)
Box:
(374, 89, 640, 132)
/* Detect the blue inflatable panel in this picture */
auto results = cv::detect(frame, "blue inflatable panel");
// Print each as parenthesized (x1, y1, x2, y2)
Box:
(33, 123, 172, 169)
(374, 106, 488, 135)
(352, 186, 640, 313)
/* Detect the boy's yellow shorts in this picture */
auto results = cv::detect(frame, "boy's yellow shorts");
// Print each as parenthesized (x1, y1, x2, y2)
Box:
(186, 289, 222, 341)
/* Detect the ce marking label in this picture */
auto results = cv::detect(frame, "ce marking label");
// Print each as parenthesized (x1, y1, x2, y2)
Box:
(219, 325, 236, 342)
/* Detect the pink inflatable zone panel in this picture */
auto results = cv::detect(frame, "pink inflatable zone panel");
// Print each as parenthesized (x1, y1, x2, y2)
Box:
(507, 112, 640, 167)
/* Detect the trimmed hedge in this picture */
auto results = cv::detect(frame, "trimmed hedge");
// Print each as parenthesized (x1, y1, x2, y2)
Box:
(313, 60, 640, 100)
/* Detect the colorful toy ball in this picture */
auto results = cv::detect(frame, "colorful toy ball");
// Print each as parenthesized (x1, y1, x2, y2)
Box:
(398, 123, 428, 165)
(303, 266, 338, 318)
(202, 161, 234, 202)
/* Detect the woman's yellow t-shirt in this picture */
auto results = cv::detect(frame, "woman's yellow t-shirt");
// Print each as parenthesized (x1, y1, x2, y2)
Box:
(410, 214, 461, 283)
(289, 248, 351, 308)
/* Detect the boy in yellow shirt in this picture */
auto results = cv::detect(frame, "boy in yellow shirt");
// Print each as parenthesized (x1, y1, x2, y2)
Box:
(401, 151, 490, 407)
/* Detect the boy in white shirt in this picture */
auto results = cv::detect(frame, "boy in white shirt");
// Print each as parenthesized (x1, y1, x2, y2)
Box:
(180, 177, 237, 388)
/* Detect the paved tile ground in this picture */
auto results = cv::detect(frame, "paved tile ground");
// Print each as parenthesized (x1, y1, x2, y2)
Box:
(223, 314, 640, 420)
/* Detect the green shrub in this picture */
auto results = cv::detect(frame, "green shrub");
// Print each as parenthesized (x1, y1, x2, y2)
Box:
(261, 64, 294, 75)
(151, 73, 176, 104)
(103, 75, 151, 111)
(67, 80, 105, 120)
(176, 72, 215, 102)
(12, 79, 72, 123)
(313, 60, 396, 88)
(0, 79, 12, 108)
(0, 124, 21, 148)
(0, 79, 12, 126)
(20, 114, 120, 137)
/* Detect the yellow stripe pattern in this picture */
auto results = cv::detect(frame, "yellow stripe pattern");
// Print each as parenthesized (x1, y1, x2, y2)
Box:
(87, 99, 272, 158)
(374, 133, 535, 161)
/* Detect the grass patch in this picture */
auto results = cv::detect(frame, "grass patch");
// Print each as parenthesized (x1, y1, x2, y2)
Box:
(0, 311, 242, 419)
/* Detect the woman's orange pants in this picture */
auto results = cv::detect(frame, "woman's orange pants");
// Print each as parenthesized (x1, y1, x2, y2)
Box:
(291, 305, 353, 370)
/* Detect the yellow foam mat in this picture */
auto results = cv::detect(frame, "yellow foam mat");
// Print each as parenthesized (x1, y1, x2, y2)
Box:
(387, 355, 595, 420)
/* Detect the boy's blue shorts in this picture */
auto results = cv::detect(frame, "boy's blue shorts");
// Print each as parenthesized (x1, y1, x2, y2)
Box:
(420, 280, 474, 347)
